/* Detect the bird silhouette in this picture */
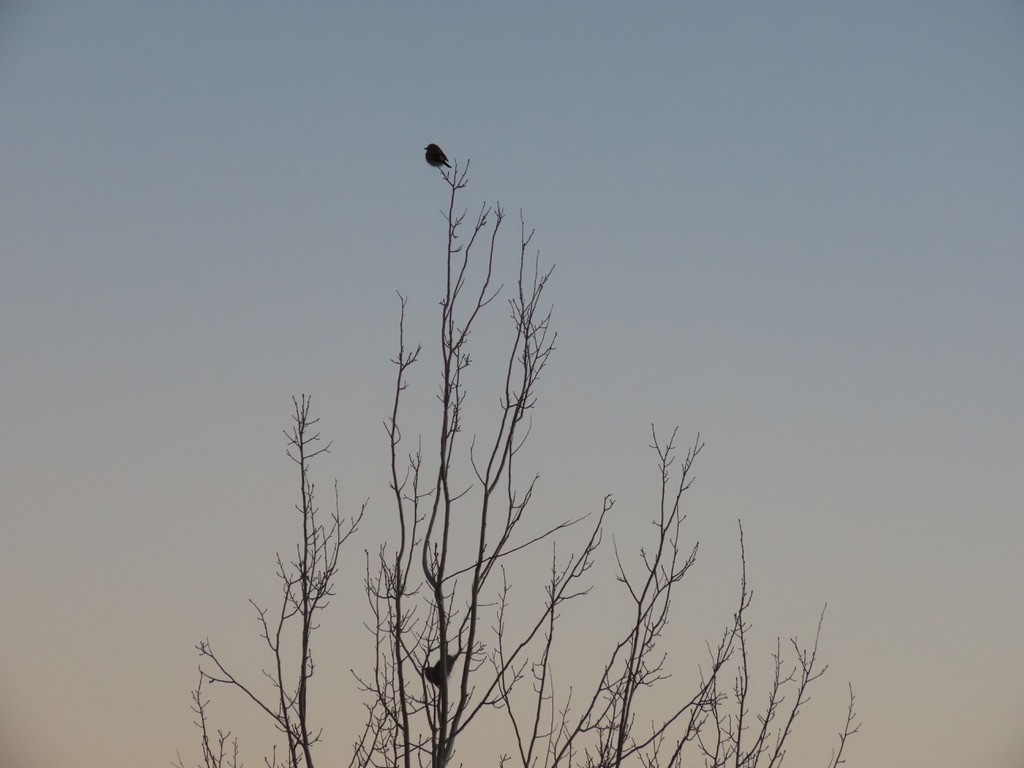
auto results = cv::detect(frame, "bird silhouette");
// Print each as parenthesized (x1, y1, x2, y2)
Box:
(423, 650, 459, 687)
(424, 143, 450, 168)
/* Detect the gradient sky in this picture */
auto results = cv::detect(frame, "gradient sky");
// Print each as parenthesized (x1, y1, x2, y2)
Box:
(2, 2, 1023, 767)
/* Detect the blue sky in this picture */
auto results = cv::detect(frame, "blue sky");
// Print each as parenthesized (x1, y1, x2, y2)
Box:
(2, 2, 1023, 766)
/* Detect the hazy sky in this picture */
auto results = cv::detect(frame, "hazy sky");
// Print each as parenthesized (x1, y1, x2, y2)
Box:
(2, 2, 1022, 767)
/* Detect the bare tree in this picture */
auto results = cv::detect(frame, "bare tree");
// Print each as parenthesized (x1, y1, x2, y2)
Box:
(180, 163, 858, 768)
(179, 396, 363, 768)
(174, 673, 241, 768)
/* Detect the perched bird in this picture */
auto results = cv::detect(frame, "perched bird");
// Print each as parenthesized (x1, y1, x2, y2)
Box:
(423, 651, 459, 687)
(424, 143, 450, 168)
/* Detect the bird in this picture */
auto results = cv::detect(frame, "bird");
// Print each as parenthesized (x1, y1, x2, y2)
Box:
(423, 651, 459, 687)
(424, 143, 450, 168)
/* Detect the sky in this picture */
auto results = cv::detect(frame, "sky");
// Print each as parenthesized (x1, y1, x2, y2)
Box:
(1, 1, 1023, 766)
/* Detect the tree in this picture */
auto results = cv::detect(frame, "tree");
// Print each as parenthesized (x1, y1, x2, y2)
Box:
(175, 396, 363, 768)
(178, 162, 859, 768)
